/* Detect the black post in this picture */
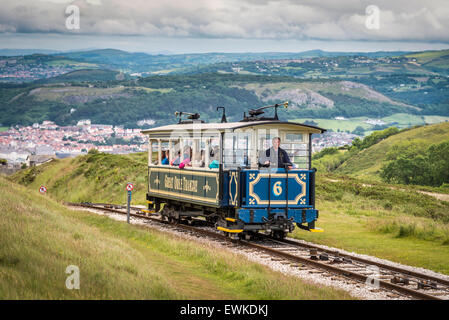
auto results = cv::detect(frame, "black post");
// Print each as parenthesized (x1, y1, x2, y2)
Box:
(127, 190, 131, 223)
(285, 165, 289, 217)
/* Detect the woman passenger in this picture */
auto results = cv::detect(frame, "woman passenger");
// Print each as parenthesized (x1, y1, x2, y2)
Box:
(171, 151, 181, 166)
(161, 150, 169, 165)
(180, 146, 192, 168)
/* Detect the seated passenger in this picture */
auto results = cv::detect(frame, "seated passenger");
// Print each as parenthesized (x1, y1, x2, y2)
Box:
(208, 160, 219, 169)
(209, 146, 219, 161)
(161, 150, 170, 165)
(171, 151, 181, 166)
(179, 146, 192, 168)
(199, 150, 205, 167)
(192, 149, 205, 167)
(260, 137, 292, 169)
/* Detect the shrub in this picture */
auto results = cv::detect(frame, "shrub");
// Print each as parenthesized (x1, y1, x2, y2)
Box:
(380, 140, 449, 187)
(383, 201, 393, 210)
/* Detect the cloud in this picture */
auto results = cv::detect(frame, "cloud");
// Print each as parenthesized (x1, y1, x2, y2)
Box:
(0, 0, 448, 42)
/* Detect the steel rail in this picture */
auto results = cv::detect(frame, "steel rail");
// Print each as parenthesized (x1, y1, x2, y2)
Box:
(270, 236, 449, 288)
(67, 202, 445, 300)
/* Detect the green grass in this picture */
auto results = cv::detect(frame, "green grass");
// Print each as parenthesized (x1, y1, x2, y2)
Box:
(0, 176, 353, 299)
(30, 85, 126, 102)
(47, 59, 98, 68)
(293, 114, 449, 135)
(293, 117, 372, 133)
(292, 205, 449, 274)
(405, 50, 449, 64)
(10, 150, 449, 277)
(335, 122, 449, 179)
(0, 127, 8, 132)
(132, 86, 174, 93)
(12, 152, 149, 205)
(290, 173, 449, 274)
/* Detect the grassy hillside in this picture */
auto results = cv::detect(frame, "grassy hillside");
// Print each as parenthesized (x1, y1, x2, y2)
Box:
(1, 74, 430, 128)
(405, 50, 449, 72)
(295, 114, 449, 136)
(38, 69, 129, 83)
(294, 172, 449, 274)
(0, 175, 353, 299)
(334, 122, 449, 180)
(11, 149, 449, 275)
(12, 152, 149, 205)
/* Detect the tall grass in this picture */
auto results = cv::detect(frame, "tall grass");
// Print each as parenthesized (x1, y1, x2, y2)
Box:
(0, 176, 353, 299)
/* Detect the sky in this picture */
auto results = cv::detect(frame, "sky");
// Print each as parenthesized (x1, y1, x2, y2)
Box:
(0, 0, 448, 54)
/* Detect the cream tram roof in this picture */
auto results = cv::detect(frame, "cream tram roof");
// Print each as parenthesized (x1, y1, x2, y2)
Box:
(141, 121, 326, 136)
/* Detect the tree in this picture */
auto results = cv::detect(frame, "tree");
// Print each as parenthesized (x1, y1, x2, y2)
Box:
(380, 141, 449, 187)
(351, 126, 365, 135)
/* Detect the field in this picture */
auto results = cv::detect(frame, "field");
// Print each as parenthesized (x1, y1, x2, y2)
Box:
(0, 176, 353, 299)
(46, 60, 98, 68)
(291, 174, 449, 275)
(335, 122, 449, 179)
(0, 127, 8, 132)
(405, 50, 449, 64)
(294, 114, 449, 135)
(12, 152, 150, 205)
(29, 86, 128, 102)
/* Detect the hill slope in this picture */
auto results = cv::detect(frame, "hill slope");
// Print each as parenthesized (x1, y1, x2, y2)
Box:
(0, 74, 424, 128)
(0, 175, 351, 299)
(12, 152, 149, 205)
(37, 69, 128, 83)
(331, 122, 449, 180)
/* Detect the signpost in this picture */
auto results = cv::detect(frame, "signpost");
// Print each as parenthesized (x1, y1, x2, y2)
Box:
(39, 186, 47, 194)
(126, 183, 134, 223)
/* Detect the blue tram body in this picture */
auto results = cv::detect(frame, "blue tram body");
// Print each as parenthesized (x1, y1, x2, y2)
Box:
(219, 168, 320, 235)
(142, 104, 326, 238)
(228, 169, 318, 224)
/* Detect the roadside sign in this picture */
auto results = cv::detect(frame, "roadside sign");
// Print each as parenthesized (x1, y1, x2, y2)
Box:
(126, 183, 134, 191)
(39, 186, 47, 194)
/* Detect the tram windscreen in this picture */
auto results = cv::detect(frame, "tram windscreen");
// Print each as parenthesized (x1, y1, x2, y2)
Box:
(256, 130, 309, 169)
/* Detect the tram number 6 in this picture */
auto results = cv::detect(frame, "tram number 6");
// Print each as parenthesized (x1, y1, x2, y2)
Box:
(273, 181, 283, 196)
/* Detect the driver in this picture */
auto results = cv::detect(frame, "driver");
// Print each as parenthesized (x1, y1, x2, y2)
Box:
(260, 137, 292, 169)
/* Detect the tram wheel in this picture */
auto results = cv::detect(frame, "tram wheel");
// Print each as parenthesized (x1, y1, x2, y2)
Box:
(272, 230, 287, 240)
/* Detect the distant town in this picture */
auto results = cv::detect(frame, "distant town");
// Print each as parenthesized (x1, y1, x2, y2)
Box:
(312, 131, 359, 152)
(0, 58, 74, 81)
(0, 120, 147, 172)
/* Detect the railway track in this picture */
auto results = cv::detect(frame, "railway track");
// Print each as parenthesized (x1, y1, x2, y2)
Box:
(68, 202, 449, 300)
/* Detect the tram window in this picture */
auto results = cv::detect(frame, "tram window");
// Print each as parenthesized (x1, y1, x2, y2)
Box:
(171, 150, 181, 166)
(209, 138, 220, 161)
(285, 133, 303, 142)
(181, 144, 192, 167)
(281, 132, 309, 169)
(223, 132, 250, 169)
(150, 141, 158, 164)
(191, 138, 205, 168)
